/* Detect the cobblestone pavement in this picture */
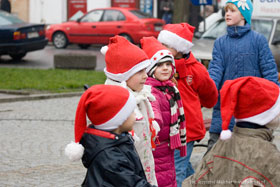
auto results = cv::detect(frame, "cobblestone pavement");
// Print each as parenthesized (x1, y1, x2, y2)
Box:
(0, 96, 86, 187)
(0, 97, 279, 187)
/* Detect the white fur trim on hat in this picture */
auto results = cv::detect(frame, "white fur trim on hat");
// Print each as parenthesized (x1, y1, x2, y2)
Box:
(94, 91, 136, 130)
(100, 45, 108, 55)
(158, 30, 194, 54)
(65, 141, 85, 161)
(220, 129, 232, 140)
(104, 59, 150, 82)
(235, 91, 280, 125)
(146, 49, 174, 74)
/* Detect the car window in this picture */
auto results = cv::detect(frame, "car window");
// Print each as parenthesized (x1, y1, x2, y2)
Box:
(0, 11, 24, 26)
(102, 10, 125, 22)
(129, 10, 153, 19)
(272, 20, 280, 44)
(201, 19, 227, 39)
(251, 19, 273, 41)
(80, 10, 103, 22)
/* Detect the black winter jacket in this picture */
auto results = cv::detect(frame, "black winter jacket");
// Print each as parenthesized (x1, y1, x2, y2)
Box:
(80, 125, 155, 187)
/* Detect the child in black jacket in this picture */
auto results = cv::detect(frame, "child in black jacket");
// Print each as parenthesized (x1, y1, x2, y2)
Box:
(65, 85, 156, 187)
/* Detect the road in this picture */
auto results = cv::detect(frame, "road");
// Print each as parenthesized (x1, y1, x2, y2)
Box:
(0, 44, 106, 71)
(0, 96, 279, 187)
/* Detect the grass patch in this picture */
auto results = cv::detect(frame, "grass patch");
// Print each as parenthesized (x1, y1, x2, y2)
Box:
(0, 68, 106, 93)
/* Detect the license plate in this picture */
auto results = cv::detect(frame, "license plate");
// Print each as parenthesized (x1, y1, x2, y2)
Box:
(28, 32, 39, 38)
(154, 26, 162, 31)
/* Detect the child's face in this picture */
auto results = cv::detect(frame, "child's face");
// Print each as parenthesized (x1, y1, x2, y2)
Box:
(154, 61, 173, 81)
(126, 69, 147, 92)
(117, 112, 136, 134)
(225, 4, 245, 26)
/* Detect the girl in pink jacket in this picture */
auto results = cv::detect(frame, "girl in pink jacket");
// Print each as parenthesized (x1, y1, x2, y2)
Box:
(141, 37, 187, 187)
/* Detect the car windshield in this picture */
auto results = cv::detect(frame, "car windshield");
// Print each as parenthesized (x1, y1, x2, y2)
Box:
(129, 10, 153, 19)
(0, 11, 24, 26)
(251, 19, 273, 41)
(201, 19, 227, 39)
(201, 18, 274, 41)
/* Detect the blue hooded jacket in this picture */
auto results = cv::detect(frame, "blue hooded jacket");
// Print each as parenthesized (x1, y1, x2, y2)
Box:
(208, 23, 279, 134)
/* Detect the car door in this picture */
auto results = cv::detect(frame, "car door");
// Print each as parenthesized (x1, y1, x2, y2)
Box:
(95, 10, 126, 44)
(69, 9, 104, 44)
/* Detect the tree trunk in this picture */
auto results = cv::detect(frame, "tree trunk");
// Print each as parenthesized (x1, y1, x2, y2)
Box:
(173, 0, 201, 32)
(173, 0, 189, 23)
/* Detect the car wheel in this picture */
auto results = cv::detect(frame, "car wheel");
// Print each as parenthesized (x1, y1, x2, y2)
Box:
(78, 44, 91, 49)
(53, 32, 68, 49)
(9, 53, 26, 61)
(119, 34, 133, 43)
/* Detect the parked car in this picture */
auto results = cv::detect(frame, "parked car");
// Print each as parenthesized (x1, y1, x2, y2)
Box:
(0, 10, 48, 60)
(192, 17, 280, 72)
(46, 7, 165, 49)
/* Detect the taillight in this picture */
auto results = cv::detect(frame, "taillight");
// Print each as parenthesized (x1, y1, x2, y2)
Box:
(13, 31, 20, 40)
(13, 31, 27, 40)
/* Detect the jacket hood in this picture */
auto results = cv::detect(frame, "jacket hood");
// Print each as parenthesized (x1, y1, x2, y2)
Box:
(80, 126, 133, 168)
(233, 126, 274, 142)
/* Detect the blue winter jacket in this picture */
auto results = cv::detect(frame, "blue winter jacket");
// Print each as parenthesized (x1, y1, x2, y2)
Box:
(208, 23, 280, 134)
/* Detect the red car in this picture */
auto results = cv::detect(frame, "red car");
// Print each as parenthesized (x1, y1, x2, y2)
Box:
(46, 7, 165, 49)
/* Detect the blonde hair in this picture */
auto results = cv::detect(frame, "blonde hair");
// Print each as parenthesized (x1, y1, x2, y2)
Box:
(224, 3, 238, 12)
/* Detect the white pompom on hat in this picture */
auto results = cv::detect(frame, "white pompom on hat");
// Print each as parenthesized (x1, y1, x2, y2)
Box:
(157, 23, 195, 54)
(65, 85, 136, 161)
(101, 35, 150, 82)
(140, 36, 175, 76)
(220, 76, 280, 140)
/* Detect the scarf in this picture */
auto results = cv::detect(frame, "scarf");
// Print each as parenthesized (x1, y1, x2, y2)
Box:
(128, 85, 161, 149)
(148, 77, 187, 157)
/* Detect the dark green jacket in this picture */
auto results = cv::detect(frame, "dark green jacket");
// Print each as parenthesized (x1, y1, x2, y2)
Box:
(185, 126, 280, 186)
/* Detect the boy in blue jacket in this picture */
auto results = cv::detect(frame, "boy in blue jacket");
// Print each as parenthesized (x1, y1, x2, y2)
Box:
(207, 0, 280, 151)
(65, 85, 156, 187)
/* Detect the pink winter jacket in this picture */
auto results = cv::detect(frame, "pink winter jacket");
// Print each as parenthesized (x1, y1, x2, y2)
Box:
(145, 77, 177, 187)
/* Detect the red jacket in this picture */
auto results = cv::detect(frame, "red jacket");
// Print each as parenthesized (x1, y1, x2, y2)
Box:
(175, 53, 218, 142)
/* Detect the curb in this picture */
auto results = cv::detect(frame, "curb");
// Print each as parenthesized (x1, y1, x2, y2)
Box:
(0, 92, 83, 103)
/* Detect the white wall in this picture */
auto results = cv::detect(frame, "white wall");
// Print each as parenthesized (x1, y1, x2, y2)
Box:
(29, 0, 67, 24)
(87, 0, 111, 11)
(29, 0, 110, 25)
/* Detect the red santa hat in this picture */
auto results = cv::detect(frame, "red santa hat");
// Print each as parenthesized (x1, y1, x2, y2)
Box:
(157, 23, 195, 54)
(101, 35, 150, 82)
(140, 36, 175, 76)
(220, 76, 280, 140)
(65, 84, 136, 161)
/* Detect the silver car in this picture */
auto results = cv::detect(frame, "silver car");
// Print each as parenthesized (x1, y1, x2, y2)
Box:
(191, 17, 280, 72)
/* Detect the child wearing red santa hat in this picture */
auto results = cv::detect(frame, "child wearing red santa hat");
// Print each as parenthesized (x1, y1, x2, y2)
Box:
(64, 85, 156, 187)
(185, 76, 280, 186)
(157, 23, 218, 186)
(100, 35, 159, 186)
(141, 36, 187, 187)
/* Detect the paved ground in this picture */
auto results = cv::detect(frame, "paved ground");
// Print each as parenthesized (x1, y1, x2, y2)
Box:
(0, 95, 279, 187)
(0, 45, 106, 71)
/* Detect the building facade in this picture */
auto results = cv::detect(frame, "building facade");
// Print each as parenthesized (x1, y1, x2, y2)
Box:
(10, 0, 159, 24)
